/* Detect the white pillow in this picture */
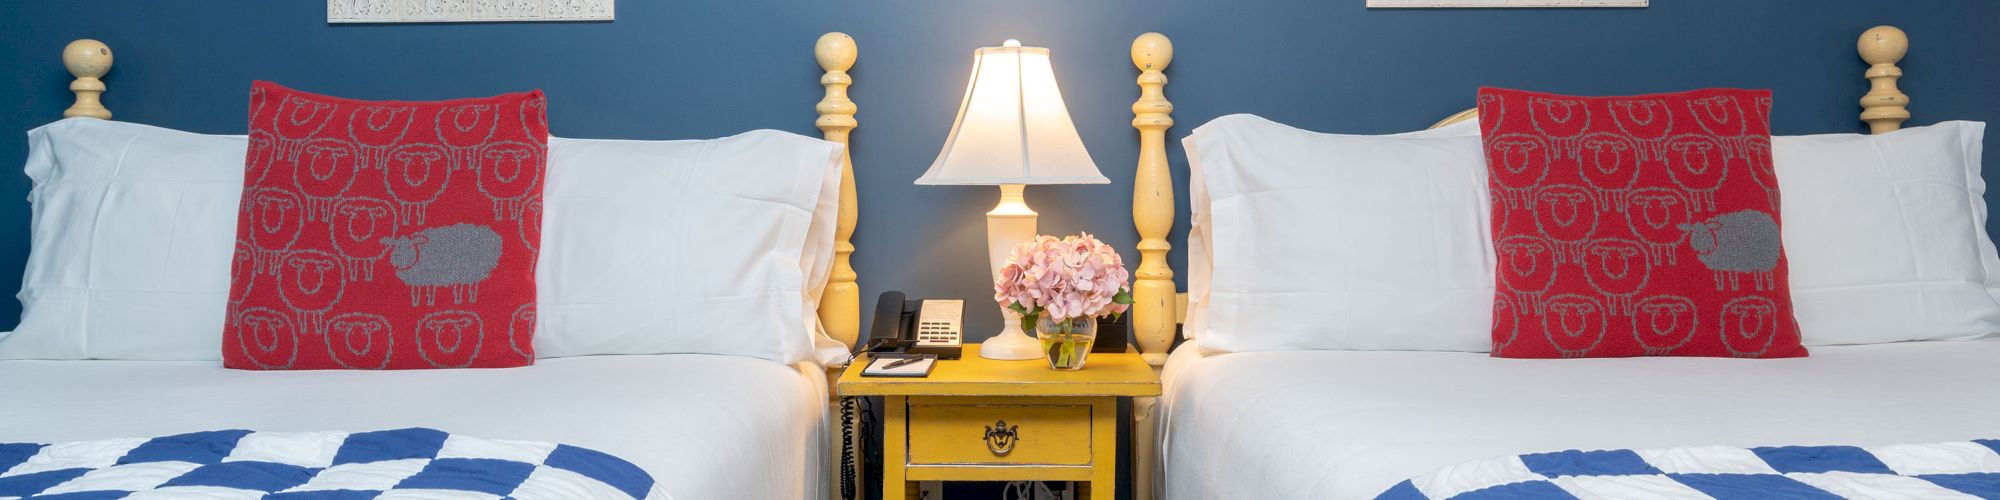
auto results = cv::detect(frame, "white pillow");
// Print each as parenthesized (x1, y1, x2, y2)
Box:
(1186, 115, 2000, 353)
(4, 118, 844, 363)
(3, 119, 246, 360)
(1186, 114, 1494, 353)
(1774, 121, 2000, 344)
(532, 133, 844, 363)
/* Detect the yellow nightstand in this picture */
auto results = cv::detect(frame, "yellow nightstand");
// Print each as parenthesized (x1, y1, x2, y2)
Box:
(837, 343, 1162, 500)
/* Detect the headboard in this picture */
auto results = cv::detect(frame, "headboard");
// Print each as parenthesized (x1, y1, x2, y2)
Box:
(1122, 25, 1915, 500)
(54, 34, 869, 357)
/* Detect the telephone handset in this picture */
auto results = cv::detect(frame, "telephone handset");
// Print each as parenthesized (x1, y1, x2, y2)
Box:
(863, 291, 964, 360)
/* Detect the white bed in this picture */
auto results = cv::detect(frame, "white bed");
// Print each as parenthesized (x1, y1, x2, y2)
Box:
(0, 354, 829, 499)
(0, 34, 874, 500)
(1157, 339, 2000, 499)
(1112, 26, 2000, 500)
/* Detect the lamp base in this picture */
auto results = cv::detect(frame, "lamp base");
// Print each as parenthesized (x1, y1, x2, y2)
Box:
(982, 184, 1045, 361)
(980, 321, 1045, 360)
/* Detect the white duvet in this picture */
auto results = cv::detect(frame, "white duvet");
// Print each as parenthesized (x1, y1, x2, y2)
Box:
(1157, 339, 2000, 499)
(0, 354, 827, 500)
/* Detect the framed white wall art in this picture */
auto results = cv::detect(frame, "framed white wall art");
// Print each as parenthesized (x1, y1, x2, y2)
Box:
(1368, 0, 1645, 7)
(329, 0, 614, 23)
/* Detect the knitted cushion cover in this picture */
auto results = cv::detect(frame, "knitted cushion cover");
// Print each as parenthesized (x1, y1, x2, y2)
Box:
(224, 82, 548, 369)
(1478, 87, 1806, 359)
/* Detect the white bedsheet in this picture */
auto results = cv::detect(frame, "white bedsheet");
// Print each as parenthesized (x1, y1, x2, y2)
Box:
(1157, 340, 2000, 499)
(0, 354, 827, 500)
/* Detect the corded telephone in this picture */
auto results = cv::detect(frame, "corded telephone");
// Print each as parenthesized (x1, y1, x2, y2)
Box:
(839, 291, 963, 500)
(863, 291, 964, 360)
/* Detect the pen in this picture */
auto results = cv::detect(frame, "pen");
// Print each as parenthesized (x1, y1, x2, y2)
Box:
(881, 356, 925, 369)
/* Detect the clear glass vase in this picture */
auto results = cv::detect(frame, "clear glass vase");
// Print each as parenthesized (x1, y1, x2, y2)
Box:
(1034, 316, 1097, 371)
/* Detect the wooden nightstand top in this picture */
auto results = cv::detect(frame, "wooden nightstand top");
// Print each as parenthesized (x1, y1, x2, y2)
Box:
(837, 343, 1162, 397)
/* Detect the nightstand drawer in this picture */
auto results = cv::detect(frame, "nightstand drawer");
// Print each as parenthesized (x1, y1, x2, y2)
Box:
(907, 401, 1093, 466)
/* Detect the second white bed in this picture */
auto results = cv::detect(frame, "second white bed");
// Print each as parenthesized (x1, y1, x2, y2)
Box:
(1157, 339, 2000, 499)
(0, 354, 828, 500)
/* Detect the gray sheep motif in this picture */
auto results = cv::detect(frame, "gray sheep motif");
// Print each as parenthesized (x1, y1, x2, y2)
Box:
(379, 223, 502, 306)
(1676, 210, 1779, 291)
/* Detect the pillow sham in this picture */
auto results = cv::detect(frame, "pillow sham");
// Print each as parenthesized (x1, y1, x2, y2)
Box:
(5, 120, 842, 364)
(531, 132, 844, 363)
(225, 82, 550, 370)
(1775, 121, 2000, 344)
(1478, 87, 1805, 358)
(1185, 114, 1495, 353)
(1, 119, 247, 360)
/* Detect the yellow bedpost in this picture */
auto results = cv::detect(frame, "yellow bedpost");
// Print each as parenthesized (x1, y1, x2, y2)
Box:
(1129, 32, 1175, 500)
(1858, 26, 1909, 134)
(62, 39, 112, 120)
(1129, 32, 1176, 368)
(816, 33, 862, 353)
(816, 32, 866, 500)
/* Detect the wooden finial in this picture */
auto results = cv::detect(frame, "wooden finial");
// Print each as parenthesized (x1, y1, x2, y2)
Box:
(63, 39, 113, 120)
(1858, 25, 1909, 134)
(814, 32, 862, 354)
(1130, 32, 1176, 369)
(815, 33, 859, 140)
(816, 32, 857, 74)
(1132, 32, 1173, 73)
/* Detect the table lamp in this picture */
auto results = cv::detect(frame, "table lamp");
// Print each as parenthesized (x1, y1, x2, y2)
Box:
(917, 39, 1109, 361)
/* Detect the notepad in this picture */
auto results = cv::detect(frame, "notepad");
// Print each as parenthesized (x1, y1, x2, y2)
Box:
(861, 355, 937, 377)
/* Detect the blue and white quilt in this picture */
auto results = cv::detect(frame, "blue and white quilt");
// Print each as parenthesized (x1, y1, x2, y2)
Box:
(1380, 440, 2000, 499)
(0, 428, 671, 500)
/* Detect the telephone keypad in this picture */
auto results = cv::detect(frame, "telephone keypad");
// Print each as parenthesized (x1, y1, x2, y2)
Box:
(914, 299, 965, 346)
(919, 321, 954, 343)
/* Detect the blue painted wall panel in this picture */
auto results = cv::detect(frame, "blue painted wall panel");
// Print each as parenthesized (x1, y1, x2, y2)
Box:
(3, 1, 1996, 338)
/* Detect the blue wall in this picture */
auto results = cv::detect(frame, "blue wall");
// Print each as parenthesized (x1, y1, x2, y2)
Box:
(4, 1, 1999, 339)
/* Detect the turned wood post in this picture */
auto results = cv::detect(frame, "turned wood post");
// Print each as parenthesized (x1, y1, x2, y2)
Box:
(1858, 26, 1909, 134)
(63, 39, 113, 120)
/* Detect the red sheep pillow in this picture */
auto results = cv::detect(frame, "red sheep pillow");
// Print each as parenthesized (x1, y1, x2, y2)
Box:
(224, 82, 548, 369)
(1478, 87, 1805, 359)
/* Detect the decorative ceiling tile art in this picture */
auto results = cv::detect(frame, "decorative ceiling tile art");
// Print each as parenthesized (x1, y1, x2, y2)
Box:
(329, 0, 613, 23)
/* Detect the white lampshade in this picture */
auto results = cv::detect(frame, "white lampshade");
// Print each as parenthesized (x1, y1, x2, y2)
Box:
(916, 40, 1108, 186)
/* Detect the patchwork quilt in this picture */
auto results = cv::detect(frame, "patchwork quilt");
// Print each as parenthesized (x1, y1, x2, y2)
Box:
(1380, 439, 2000, 499)
(0, 428, 670, 499)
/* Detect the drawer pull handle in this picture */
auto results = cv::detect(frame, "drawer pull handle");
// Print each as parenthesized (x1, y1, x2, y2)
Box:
(983, 420, 1020, 455)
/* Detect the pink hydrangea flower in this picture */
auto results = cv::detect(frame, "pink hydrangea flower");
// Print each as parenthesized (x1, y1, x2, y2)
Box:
(994, 233, 1133, 322)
